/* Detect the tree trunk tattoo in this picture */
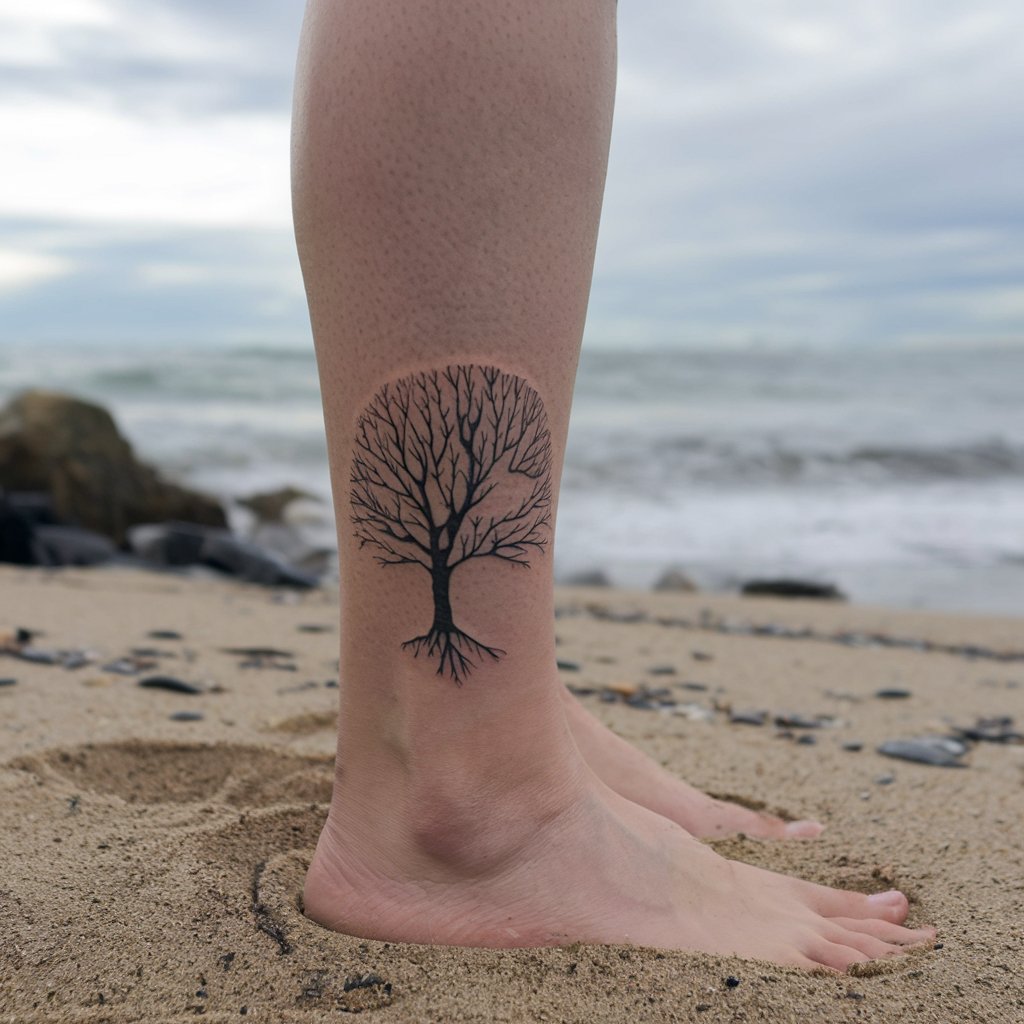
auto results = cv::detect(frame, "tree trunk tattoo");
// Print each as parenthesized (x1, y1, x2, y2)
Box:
(351, 365, 553, 683)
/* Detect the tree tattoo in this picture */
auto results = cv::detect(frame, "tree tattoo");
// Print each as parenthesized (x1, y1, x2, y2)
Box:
(351, 365, 553, 683)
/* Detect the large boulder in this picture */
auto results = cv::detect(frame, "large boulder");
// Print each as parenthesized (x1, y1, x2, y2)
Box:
(0, 390, 226, 545)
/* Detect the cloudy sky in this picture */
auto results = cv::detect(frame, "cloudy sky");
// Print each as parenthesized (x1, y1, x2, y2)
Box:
(2, 0, 1023, 349)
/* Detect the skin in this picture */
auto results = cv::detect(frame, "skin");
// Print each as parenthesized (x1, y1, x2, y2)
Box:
(292, 0, 934, 969)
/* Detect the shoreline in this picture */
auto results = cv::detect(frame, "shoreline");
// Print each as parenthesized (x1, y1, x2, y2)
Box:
(1, 566, 1022, 1022)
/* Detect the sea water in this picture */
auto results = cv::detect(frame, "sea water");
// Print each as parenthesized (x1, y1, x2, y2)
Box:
(1, 341, 1022, 614)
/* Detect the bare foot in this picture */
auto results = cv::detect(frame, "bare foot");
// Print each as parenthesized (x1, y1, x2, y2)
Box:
(305, 767, 933, 970)
(562, 687, 823, 840)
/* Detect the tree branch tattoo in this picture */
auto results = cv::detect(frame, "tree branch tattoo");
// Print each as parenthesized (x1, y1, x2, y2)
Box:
(351, 365, 553, 683)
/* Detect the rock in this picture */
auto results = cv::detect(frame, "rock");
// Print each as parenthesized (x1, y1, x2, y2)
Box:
(774, 711, 830, 729)
(796, 734, 817, 745)
(878, 736, 969, 767)
(238, 486, 320, 523)
(647, 664, 677, 676)
(0, 678, 16, 687)
(875, 688, 912, 700)
(652, 567, 698, 593)
(138, 675, 204, 695)
(31, 524, 118, 566)
(129, 522, 319, 588)
(0, 492, 37, 564)
(169, 710, 204, 722)
(953, 716, 1022, 743)
(691, 650, 713, 662)
(730, 709, 768, 726)
(0, 390, 226, 544)
(740, 578, 846, 601)
(556, 659, 582, 672)
(842, 741, 864, 752)
(147, 630, 183, 640)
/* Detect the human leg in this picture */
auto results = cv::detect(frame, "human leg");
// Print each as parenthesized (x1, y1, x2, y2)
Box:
(293, 0, 932, 967)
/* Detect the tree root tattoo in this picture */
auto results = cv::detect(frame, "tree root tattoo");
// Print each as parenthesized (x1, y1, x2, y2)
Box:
(351, 364, 552, 683)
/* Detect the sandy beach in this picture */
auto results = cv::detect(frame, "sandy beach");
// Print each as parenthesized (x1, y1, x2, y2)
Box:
(1, 565, 1022, 1023)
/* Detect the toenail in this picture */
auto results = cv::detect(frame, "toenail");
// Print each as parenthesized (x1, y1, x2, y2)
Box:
(867, 890, 902, 905)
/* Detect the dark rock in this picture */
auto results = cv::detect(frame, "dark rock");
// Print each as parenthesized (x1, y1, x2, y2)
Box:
(30, 524, 118, 566)
(566, 684, 597, 696)
(842, 741, 864, 752)
(740, 578, 846, 601)
(15, 647, 61, 664)
(0, 678, 16, 687)
(878, 737, 968, 767)
(875, 773, 895, 784)
(297, 624, 331, 634)
(199, 532, 318, 588)
(652, 567, 698, 593)
(138, 675, 204, 695)
(691, 650, 713, 662)
(875, 688, 912, 700)
(0, 492, 36, 564)
(222, 646, 295, 659)
(556, 659, 582, 672)
(774, 712, 830, 729)
(730, 709, 768, 726)
(129, 522, 318, 588)
(238, 486, 320, 523)
(647, 664, 677, 676)
(62, 652, 92, 670)
(796, 734, 817, 745)
(953, 716, 1022, 743)
(170, 710, 204, 722)
(680, 681, 709, 692)
(0, 390, 226, 544)
(15, 627, 37, 644)
(725, 976, 741, 989)
(147, 629, 183, 640)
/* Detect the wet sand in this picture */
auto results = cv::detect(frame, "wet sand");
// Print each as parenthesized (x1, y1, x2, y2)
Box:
(1, 566, 1022, 1023)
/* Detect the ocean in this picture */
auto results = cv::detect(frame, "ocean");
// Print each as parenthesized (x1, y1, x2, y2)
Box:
(2, 342, 1022, 615)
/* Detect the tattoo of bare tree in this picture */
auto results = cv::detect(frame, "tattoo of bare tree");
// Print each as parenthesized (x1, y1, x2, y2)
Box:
(351, 365, 553, 682)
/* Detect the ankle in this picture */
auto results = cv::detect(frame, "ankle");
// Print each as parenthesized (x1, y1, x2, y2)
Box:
(320, 747, 590, 880)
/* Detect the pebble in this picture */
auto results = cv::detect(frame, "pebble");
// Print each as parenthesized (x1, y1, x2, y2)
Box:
(297, 624, 332, 633)
(725, 976, 741, 989)
(0, 678, 16, 687)
(774, 712, 829, 729)
(62, 652, 92, 670)
(647, 664, 677, 676)
(953, 716, 1022, 744)
(170, 711, 204, 722)
(796, 734, 817, 745)
(556, 659, 582, 672)
(139, 675, 204, 695)
(102, 657, 156, 676)
(566, 684, 597, 697)
(147, 630, 183, 640)
(679, 681, 709, 692)
(691, 650, 713, 662)
(878, 736, 969, 767)
(730, 710, 768, 726)
(15, 647, 61, 665)
(222, 646, 295, 659)
(842, 741, 864, 752)
(874, 688, 912, 700)
(875, 773, 896, 785)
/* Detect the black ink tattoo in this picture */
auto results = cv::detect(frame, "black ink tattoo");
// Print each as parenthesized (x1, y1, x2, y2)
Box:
(351, 365, 553, 683)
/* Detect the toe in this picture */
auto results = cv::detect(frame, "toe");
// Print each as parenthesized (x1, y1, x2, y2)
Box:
(808, 939, 870, 972)
(800, 882, 910, 923)
(829, 917, 936, 947)
(783, 819, 825, 839)
(826, 925, 904, 961)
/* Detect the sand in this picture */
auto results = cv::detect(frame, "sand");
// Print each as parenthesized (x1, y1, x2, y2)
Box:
(1, 565, 1022, 1023)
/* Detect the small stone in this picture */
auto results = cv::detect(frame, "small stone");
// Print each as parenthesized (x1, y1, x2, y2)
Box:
(680, 681, 709, 692)
(878, 736, 968, 767)
(842, 741, 864, 752)
(774, 712, 829, 729)
(796, 734, 817, 745)
(62, 652, 92, 670)
(741, 578, 845, 600)
(647, 664, 677, 676)
(297, 624, 332, 634)
(139, 675, 204, 695)
(875, 688, 912, 700)
(599, 690, 619, 703)
(725, 976, 741, 988)
(16, 647, 61, 664)
(170, 711, 204, 722)
(556, 659, 582, 672)
(730, 709, 768, 726)
(691, 650, 713, 662)
(0, 678, 16, 687)
(875, 773, 896, 785)
(147, 630, 183, 640)
(953, 716, 1022, 744)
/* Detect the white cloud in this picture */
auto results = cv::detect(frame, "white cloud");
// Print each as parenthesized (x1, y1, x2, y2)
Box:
(0, 247, 73, 292)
